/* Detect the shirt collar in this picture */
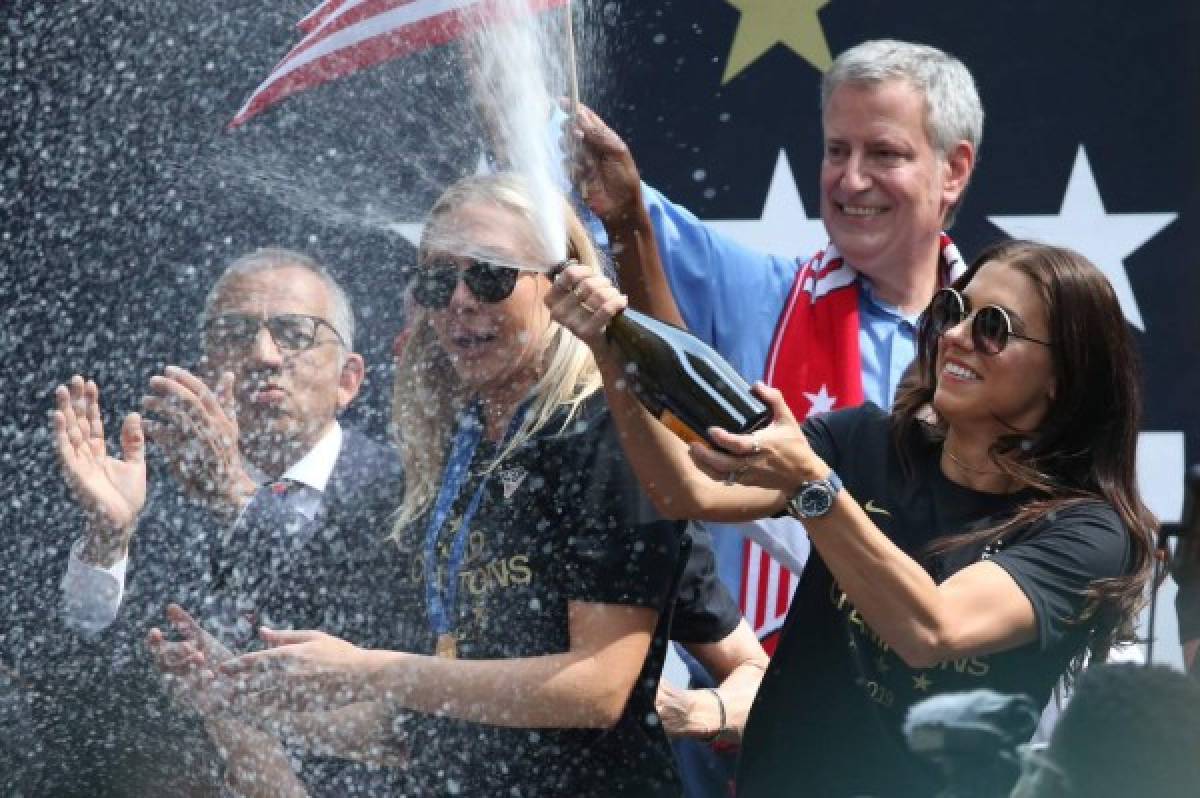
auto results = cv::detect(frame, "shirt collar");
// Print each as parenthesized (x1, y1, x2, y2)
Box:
(243, 421, 343, 493)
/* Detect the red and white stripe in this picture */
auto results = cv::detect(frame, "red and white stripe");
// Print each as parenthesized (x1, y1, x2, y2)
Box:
(231, 0, 567, 128)
(740, 542, 799, 652)
(296, 0, 349, 34)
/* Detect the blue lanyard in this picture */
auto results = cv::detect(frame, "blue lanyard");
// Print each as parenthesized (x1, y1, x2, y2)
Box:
(422, 402, 526, 639)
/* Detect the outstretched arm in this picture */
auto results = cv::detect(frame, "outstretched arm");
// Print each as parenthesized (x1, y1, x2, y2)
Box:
(545, 263, 787, 522)
(219, 600, 658, 731)
(694, 390, 1044, 669)
(149, 607, 403, 768)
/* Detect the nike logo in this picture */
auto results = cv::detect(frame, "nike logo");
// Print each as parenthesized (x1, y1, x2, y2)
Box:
(864, 499, 891, 518)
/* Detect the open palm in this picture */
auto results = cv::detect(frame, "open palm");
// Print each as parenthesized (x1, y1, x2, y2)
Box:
(53, 376, 146, 533)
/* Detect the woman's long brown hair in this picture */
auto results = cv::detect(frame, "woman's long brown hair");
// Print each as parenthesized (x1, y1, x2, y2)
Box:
(892, 239, 1157, 668)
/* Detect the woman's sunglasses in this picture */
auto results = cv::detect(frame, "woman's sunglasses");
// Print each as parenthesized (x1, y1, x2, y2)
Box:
(411, 257, 523, 309)
(925, 287, 1052, 355)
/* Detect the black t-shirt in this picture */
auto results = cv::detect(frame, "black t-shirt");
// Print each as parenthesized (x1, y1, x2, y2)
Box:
(671, 522, 742, 645)
(387, 395, 686, 797)
(737, 404, 1134, 798)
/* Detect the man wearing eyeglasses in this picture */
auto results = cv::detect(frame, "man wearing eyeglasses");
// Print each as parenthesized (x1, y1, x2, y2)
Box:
(50, 247, 406, 794)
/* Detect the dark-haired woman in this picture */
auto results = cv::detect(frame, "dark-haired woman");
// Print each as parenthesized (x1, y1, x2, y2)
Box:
(548, 239, 1155, 797)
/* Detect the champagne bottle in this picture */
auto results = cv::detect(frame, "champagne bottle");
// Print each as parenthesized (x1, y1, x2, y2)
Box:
(605, 308, 771, 445)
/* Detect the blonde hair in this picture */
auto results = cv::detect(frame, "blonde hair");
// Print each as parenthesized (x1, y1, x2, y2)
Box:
(390, 173, 603, 534)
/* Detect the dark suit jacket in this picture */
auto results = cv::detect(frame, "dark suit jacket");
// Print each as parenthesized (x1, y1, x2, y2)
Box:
(25, 426, 409, 798)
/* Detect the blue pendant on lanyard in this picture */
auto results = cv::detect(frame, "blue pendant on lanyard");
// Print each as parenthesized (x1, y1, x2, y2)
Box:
(423, 401, 526, 658)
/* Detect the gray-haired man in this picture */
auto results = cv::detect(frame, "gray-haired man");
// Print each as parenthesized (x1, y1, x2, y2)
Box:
(51, 248, 405, 795)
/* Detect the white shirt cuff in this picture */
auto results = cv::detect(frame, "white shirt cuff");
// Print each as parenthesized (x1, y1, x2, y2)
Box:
(60, 539, 128, 637)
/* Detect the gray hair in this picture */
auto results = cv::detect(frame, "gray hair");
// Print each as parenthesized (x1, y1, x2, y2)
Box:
(822, 40, 983, 225)
(202, 247, 356, 351)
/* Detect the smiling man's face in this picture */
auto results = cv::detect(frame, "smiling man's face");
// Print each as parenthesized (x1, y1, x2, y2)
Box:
(820, 78, 964, 283)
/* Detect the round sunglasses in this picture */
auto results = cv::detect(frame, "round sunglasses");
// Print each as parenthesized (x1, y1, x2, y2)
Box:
(411, 257, 524, 310)
(925, 287, 1052, 355)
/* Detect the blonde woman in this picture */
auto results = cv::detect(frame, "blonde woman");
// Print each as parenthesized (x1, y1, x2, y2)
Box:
(219, 174, 687, 797)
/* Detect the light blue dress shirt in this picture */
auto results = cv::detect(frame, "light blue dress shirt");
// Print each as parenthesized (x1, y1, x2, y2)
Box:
(640, 183, 920, 597)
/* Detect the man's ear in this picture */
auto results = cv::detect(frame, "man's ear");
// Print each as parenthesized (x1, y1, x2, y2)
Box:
(942, 140, 975, 209)
(336, 353, 366, 411)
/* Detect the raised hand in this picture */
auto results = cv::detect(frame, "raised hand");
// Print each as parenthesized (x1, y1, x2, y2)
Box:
(563, 102, 645, 226)
(141, 366, 256, 522)
(52, 375, 146, 565)
(545, 260, 628, 353)
(693, 383, 827, 492)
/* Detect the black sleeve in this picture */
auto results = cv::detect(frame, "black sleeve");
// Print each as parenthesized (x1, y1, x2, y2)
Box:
(669, 523, 742, 644)
(989, 501, 1133, 652)
(556, 410, 682, 610)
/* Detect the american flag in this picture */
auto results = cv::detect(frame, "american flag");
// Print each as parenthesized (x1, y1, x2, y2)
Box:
(231, 0, 568, 128)
(740, 542, 799, 654)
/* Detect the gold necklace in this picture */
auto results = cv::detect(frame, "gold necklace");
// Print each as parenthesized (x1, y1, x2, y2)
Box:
(943, 448, 1002, 475)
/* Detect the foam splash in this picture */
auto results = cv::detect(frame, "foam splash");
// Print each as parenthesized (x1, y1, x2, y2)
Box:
(463, 0, 572, 264)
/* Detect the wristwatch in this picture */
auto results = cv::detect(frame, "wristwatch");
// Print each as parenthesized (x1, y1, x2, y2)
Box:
(785, 469, 843, 520)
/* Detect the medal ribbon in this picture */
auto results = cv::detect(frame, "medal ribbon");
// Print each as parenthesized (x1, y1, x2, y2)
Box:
(422, 401, 526, 644)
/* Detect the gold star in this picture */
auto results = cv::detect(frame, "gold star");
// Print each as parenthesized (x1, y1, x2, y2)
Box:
(722, 0, 834, 84)
(912, 673, 932, 692)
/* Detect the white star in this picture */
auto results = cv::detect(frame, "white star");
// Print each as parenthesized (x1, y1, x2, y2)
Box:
(706, 150, 827, 258)
(388, 219, 423, 248)
(803, 384, 837, 417)
(988, 146, 1176, 331)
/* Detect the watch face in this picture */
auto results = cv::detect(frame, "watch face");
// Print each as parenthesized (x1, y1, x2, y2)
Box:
(798, 484, 833, 518)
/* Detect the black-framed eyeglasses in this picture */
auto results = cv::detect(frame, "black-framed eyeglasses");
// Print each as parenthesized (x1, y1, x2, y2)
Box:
(925, 287, 1052, 355)
(410, 257, 526, 310)
(203, 313, 345, 353)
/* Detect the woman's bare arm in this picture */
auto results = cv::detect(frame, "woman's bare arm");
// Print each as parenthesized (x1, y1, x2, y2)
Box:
(221, 600, 659, 730)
